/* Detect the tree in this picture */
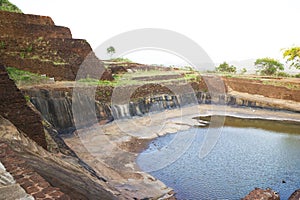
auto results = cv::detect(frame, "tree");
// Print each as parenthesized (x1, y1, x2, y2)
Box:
(106, 46, 115, 58)
(254, 57, 284, 76)
(240, 68, 247, 75)
(216, 62, 237, 74)
(283, 46, 300, 69)
(0, 0, 22, 13)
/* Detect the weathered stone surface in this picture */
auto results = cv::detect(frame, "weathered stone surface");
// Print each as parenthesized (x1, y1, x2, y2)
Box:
(0, 116, 118, 200)
(0, 171, 15, 186)
(0, 158, 34, 200)
(289, 189, 300, 200)
(0, 64, 47, 148)
(0, 184, 34, 200)
(242, 188, 280, 200)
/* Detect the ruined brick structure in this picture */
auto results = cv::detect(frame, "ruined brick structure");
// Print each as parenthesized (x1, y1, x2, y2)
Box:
(0, 10, 112, 81)
(0, 64, 47, 148)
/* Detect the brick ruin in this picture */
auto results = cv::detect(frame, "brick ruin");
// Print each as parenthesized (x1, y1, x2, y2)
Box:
(0, 10, 113, 81)
(0, 64, 47, 149)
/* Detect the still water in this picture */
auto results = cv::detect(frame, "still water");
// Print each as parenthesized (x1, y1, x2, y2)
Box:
(137, 116, 300, 200)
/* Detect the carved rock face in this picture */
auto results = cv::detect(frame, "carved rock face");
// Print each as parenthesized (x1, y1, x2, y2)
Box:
(242, 188, 280, 200)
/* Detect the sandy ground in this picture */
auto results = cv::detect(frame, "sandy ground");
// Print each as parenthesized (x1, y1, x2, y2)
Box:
(63, 104, 300, 199)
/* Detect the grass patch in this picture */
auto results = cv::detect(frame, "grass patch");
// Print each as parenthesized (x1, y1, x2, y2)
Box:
(6, 67, 49, 86)
(262, 80, 300, 90)
(78, 69, 200, 87)
(78, 78, 116, 86)
(109, 57, 133, 63)
(0, 0, 22, 13)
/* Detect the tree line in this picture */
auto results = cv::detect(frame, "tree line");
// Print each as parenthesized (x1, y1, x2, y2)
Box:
(216, 46, 300, 76)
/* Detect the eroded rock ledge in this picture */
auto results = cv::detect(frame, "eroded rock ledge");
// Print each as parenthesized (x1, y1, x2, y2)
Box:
(0, 116, 118, 200)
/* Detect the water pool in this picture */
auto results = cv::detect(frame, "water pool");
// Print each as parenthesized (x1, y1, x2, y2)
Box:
(137, 116, 300, 199)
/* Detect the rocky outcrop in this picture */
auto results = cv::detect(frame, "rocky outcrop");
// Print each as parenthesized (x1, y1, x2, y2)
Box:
(0, 64, 47, 149)
(242, 188, 280, 200)
(22, 82, 300, 132)
(0, 159, 34, 200)
(0, 142, 70, 199)
(25, 88, 113, 133)
(0, 116, 118, 200)
(289, 189, 300, 200)
(0, 10, 113, 81)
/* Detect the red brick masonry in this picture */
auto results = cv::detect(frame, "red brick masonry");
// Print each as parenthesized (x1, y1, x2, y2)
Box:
(0, 142, 70, 200)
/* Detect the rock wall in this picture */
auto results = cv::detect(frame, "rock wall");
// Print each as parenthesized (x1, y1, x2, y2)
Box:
(0, 64, 47, 148)
(25, 88, 113, 133)
(22, 83, 295, 132)
(0, 116, 118, 200)
(224, 77, 300, 102)
(0, 10, 112, 81)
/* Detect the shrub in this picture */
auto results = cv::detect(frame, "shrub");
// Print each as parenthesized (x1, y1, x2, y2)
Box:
(294, 73, 300, 78)
(0, 0, 22, 13)
(276, 72, 290, 77)
(254, 57, 284, 76)
(216, 62, 237, 74)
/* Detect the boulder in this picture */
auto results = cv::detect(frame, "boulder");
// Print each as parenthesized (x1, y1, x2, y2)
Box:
(289, 189, 300, 200)
(242, 188, 280, 200)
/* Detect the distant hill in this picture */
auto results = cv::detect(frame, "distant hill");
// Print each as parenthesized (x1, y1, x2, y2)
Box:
(0, 0, 22, 13)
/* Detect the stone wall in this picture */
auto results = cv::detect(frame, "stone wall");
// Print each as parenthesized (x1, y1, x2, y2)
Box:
(0, 64, 47, 148)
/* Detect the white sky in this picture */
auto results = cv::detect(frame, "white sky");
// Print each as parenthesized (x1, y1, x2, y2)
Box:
(10, 0, 300, 69)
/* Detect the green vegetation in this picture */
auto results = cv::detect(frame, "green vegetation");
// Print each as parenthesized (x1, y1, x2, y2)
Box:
(0, 0, 22, 13)
(26, 44, 33, 53)
(78, 69, 199, 87)
(216, 62, 237, 74)
(0, 41, 5, 49)
(240, 68, 247, 75)
(19, 52, 25, 59)
(6, 67, 49, 85)
(262, 80, 300, 90)
(254, 57, 284, 76)
(283, 46, 300, 69)
(184, 72, 200, 81)
(78, 78, 115, 86)
(107, 46, 115, 58)
(24, 94, 30, 102)
(109, 57, 133, 63)
(276, 71, 290, 77)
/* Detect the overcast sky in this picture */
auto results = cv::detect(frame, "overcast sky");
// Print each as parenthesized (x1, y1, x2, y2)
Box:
(10, 0, 300, 69)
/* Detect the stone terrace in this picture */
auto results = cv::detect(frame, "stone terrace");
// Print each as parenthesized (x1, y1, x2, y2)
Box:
(0, 10, 112, 81)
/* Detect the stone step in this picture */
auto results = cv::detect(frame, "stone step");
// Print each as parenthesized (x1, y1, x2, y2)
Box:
(0, 22, 71, 39)
(0, 37, 91, 64)
(0, 10, 54, 25)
